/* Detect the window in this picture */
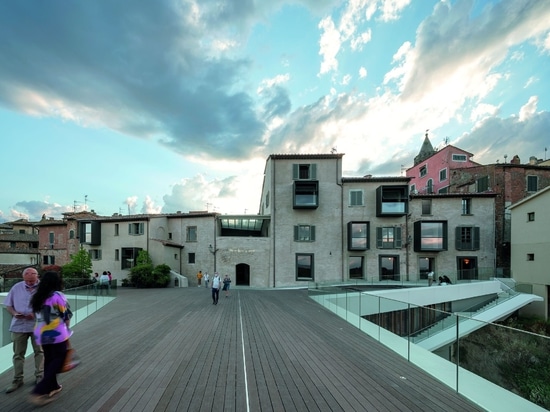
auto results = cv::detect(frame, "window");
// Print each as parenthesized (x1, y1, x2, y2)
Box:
(527, 253, 534, 261)
(379, 255, 399, 280)
(174, 254, 178, 260)
(115, 224, 119, 236)
(527, 175, 538, 192)
(168, 232, 173, 240)
(349, 190, 364, 206)
(293, 163, 317, 180)
(188, 252, 195, 264)
(19, 229, 26, 234)
(69, 230, 75, 239)
(410, 184, 416, 194)
(89, 249, 102, 260)
(348, 222, 369, 250)
(421, 199, 432, 215)
(376, 227, 402, 249)
(457, 257, 477, 280)
(349, 256, 364, 279)
(294, 225, 315, 241)
(455, 226, 480, 250)
(265, 192, 270, 208)
(419, 165, 427, 177)
(426, 179, 433, 194)
(293, 180, 319, 209)
(439, 168, 447, 182)
(186, 226, 197, 242)
(414, 221, 448, 252)
(115, 249, 119, 261)
(438, 186, 448, 194)
(461, 198, 471, 215)
(79, 221, 101, 245)
(296, 253, 314, 280)
(477, 176, 489, 192)
(452, 154, 467, 162)
(49, 232, 55, 245)
(9, 242, 16, 248)
(129, 222, 144, 235)
(43, 255, 55, 265)
(121, 247, 141, 269)
(376, 185, 408, 216)
(528, 212, 535, 221)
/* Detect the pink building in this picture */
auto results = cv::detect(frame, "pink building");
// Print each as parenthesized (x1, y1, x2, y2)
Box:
(406, 133, 479, 194)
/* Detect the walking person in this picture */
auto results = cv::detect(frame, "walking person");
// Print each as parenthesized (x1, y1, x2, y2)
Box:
(3, 267, 44, 393)
(29, 271, 73, 406)
(197, 270, 203, 287)
(427, 271, 434, 287)
(222, 274, 231, 297)
(204, 272, 210, 289)
(211, 272, 221, 305)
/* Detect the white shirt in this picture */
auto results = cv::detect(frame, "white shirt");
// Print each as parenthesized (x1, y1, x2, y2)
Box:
(212, 275, 221, 289)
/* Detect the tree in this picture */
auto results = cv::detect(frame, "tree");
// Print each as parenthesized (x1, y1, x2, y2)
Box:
(61, 248, 93, 280)
(129, 251, 170, 288)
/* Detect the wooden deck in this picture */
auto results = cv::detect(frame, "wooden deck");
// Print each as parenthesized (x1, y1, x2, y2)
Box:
(0, 287, 484, 411)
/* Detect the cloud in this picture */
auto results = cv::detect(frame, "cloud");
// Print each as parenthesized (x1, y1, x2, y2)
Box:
(162, 173, 261, 215)
(396, 0, 550, 102)
(0, 1, 268, 162)
(8, 200, 73, 222)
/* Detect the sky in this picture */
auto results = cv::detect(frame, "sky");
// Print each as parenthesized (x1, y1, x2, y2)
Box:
(1, 0, 550, 223)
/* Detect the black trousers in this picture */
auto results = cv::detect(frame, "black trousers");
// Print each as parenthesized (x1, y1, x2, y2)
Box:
(212, 288, 220, 303)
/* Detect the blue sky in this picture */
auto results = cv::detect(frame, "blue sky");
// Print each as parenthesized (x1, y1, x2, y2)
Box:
(1, 0, 549, 223)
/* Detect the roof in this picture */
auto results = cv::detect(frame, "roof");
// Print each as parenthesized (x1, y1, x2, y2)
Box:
(268, 153, 344, 160)
(342, 176, 410, 183)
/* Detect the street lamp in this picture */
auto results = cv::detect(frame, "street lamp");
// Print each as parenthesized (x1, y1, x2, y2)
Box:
(208, 244, 218, 272)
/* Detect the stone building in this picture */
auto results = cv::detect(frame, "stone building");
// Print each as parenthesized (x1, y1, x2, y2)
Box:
(448, 158, 550, 271)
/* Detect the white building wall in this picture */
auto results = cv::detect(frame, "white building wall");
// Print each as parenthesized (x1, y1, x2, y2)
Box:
(510, 187, 550, 319)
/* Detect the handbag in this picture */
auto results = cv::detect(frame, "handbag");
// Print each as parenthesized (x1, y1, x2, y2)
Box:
(61, 340, 81, 373)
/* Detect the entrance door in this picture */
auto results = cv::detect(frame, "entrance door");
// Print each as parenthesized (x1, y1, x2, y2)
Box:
(236, 263, 250, 286)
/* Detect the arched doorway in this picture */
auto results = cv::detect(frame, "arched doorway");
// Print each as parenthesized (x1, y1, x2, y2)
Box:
(235, 263, 250, 286)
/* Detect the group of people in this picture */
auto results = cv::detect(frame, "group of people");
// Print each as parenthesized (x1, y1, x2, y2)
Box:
(92, 271, 112, 294)
(4, 267, 73, 406)
(427, 271, 452, 286)
(197, 271, 231, 305)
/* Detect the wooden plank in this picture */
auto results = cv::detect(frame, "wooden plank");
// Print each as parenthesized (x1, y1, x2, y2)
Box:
(0, 287, 484, 412)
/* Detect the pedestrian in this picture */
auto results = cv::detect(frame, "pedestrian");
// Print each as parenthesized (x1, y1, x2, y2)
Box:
(211, 272, 221, 305)
(29, 271, 72, 406)
(99, 271, 110, 295)
(3, 267, 44, 393)
(427, 271, 434, 287)
(222, 274, 231, 297)
(442, 275, 452, 284)
(204, 272, 210, 289)
(107, 271, 112, 286)
(197, 270, 203, 287)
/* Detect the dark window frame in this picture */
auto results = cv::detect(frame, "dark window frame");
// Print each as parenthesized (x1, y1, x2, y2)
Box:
(296, 253, 314, 280)
(347, 221, 369, 251)
(414, 220, 448, 252)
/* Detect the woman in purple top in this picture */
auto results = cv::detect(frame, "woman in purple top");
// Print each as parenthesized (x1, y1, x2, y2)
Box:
(29, 271, 73, 406)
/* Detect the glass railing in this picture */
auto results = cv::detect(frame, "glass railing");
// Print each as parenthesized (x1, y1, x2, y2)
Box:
(308, 281, 550, 411)
(0, 281, 117, 375)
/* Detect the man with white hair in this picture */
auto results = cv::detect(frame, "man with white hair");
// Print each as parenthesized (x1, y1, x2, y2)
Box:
(4, 267, 44, 393)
